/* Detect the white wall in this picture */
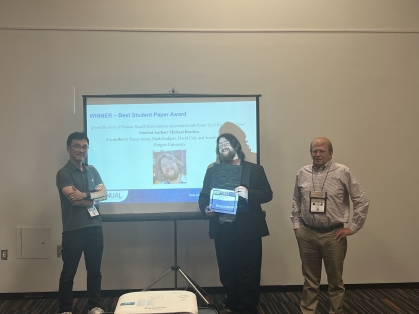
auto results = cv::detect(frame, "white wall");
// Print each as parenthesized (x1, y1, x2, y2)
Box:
(0, 0, 418, 293)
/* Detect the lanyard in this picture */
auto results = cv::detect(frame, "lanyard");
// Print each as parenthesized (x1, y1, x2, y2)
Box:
(312, 163, 331, 191)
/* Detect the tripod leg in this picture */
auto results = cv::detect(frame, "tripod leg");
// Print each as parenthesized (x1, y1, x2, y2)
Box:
(177, 267, 208, 296)
(142, 268, 173, 291)
(177, 268, 210, 305)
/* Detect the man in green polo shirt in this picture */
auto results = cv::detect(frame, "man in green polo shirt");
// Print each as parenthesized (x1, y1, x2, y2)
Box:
(56, 132, 107, 314)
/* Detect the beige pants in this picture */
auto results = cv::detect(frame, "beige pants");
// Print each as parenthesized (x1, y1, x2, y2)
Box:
(296, 224, 347, 314)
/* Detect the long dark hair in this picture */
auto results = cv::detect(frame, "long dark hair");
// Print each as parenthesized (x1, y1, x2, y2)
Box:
(216, 133, 245, 161)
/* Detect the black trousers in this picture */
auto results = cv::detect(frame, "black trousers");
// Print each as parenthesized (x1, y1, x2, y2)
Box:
(58, 226, 104, 313)
(214, 223, 262, 314)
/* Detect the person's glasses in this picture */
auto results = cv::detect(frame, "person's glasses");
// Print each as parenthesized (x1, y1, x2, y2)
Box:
(72, 145, 89, 151)
(218, 141, 231, 148)
(161, 160, 174, 169)
(311, 150, 328, 155)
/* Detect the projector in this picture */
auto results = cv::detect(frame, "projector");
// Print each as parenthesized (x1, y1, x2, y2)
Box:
(114, 290, 198, 314)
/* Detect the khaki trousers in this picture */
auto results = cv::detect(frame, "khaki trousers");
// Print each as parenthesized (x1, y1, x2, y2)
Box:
(296, 224, 347, 314)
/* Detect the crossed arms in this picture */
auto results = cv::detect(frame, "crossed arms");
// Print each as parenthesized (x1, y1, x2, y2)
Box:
(61, 183, 107, 207)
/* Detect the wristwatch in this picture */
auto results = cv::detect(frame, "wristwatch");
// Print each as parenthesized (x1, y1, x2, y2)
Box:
(86, 192, 91, 199)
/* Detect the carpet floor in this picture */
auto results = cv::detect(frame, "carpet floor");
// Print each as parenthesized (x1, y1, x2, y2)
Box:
(1, 288, 418, 313)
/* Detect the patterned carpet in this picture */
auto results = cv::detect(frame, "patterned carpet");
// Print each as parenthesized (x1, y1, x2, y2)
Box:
(1, 288, 419, 314)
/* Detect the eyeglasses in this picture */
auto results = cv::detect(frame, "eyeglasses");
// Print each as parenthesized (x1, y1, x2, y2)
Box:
(161, 160, 174, 169)
(71, 145, 89, 151)
(218, 141, 231, 148)
(311, 150, 328, 155)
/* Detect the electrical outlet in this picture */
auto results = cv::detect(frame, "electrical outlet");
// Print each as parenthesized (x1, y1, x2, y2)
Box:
(1, 250, 8, 260)
(57, 245, 63, 258)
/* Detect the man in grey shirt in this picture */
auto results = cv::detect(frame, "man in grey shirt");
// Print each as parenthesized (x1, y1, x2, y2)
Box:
(291, 137, 369, 314)
(56, 132, 107, 314)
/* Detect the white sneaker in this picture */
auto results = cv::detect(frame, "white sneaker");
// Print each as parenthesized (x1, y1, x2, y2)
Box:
(88, 307, 104, 314)
(60, 312, 72, 314)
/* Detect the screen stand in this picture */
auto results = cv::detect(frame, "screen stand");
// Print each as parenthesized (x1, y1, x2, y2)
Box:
(142, 220, 214, 308)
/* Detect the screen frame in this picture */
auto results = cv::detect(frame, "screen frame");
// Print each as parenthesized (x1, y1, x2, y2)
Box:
(83, 93, 261, 222)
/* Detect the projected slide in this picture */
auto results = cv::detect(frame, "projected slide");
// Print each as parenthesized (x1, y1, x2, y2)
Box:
(84, 95, 259, 217)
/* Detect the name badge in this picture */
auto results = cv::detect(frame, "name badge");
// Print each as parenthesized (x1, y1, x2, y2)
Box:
(87, 204, 100, 217)
(310, 191, 327, 214)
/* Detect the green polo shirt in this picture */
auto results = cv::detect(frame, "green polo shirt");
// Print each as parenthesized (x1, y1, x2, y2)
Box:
(56, 161, 103, 232)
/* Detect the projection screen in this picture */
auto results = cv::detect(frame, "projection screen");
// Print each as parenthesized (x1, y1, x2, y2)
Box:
(83, 94, 260, 221)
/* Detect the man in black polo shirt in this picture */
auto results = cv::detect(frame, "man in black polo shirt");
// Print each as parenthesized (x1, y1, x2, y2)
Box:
(56, 132, 107, 314)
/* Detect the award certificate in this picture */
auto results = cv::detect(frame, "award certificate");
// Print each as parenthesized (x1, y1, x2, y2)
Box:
(210, 188, 239, 214)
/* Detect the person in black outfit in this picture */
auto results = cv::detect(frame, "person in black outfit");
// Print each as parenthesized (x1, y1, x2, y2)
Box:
(198, 133, 273, 314)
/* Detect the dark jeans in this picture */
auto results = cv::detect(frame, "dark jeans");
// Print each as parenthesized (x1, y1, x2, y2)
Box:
(214, 223, 262, 314)
(58, 226, 104, 313)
